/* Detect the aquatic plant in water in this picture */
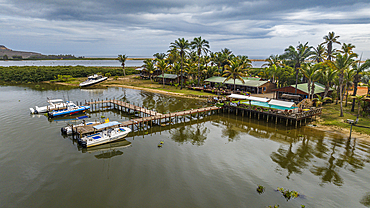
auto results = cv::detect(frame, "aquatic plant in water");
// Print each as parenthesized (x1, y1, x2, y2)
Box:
(277, 187, 300, 200)
(256, 185, 265, 194)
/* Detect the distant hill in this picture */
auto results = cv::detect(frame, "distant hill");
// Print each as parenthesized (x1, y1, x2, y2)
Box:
(0, 45, 42, 59)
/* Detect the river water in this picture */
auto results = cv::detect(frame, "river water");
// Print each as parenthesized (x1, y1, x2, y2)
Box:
(1, 84, 370, 207)
(0, 60, 265, 68)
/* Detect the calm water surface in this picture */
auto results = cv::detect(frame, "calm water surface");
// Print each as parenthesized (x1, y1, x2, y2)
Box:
(0, 60, 265, 68)
(1, 84, 370, 207)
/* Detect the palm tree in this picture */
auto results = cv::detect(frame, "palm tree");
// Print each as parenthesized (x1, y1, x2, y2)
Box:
(300, 63, 320, 99)
(211, 52, 224, 75)
(310, 45, 326, 63)
(313, 95, 332, 107)
(222, 59, 248, 92)
(191, 36, 210, 87)
(343, 68, 355, 107)
(156, 59, 168, 88)
(262, 54, 282, 68)
(170, 38, 190, 89)
(322, 31, 341, 61)
(320, 66, 337, 98)
(283, 42, 313, 94)
(340, 43, 356, 56)
(328, 53, 357, 117)
(153, 52, 166, 60)
(351, 59, 370, 111)
(118, 54, 127, 76)
(350, 95, 366, 121)
(142, 59, 155, 81)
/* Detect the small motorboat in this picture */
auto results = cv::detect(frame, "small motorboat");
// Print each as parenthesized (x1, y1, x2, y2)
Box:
(48, 101, 90, 118)
(30, 98, 67, 114)
(79, 74, 108, 87)
(78, 121, 131, 148)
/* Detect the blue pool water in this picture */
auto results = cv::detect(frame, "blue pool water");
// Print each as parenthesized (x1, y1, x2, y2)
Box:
(241, 101, 297, 110)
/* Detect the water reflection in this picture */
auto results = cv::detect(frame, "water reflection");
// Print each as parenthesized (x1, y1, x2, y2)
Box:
(83, 139, 132, 159)
(213, 114, 370, 187)
(361, 192, 370, 207)
(170, 122, 209, 146)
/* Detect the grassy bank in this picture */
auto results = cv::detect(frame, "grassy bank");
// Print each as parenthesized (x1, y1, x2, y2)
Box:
(316, 102, 370, 135)
(104, 75, 215, 97)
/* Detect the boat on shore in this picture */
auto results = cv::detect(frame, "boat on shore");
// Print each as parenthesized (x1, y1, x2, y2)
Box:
(79, 74, 107, 87)
(78, 121, 131, 148)
(30, 98, 67, 114)
(48, 101, 90, 118)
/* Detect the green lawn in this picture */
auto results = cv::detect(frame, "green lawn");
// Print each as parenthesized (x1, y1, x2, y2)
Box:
(319, 102, 370, 135)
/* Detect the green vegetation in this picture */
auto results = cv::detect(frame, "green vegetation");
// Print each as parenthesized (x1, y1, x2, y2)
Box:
(319, 102, 370, 135)
(0, 66, 137, 83)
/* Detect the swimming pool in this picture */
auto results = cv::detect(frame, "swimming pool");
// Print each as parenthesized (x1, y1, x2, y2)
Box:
(241, 100, 297, 110)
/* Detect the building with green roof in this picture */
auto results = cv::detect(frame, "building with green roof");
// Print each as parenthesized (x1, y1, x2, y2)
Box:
(272, 82, 333, 101)
(203, 76, 275, 94)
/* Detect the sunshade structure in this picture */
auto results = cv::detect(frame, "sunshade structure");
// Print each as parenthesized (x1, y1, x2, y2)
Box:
(268, 99, 295, 108)
(204, 76, 275, 94)
(228, 94, 270, 102)
(155, 73, 187, 84)
(93, 121, 121, 130)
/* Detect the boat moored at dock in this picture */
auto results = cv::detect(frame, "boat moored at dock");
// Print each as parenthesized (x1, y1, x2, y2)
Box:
(30, 98, 67, 114)
(77, 121, 131, 148)
(48, 101, 90, 118)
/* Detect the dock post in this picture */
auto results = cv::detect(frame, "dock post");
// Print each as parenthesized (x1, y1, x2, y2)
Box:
(71, 124, 74, 139)
(276, 116, 278, 124)
(267, 114, 269, 123)
(286, 118, 288, 126)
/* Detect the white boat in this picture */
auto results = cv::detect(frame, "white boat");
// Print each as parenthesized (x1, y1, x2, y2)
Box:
(48, 101, 90, 118)
(78, 121, 131, 148)
(30, 98, 67, 114)
(79, 74, 108, 87)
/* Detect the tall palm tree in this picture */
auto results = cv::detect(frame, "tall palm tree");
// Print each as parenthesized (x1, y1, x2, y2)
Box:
(283, 42, 313, 94)
(211, 52, 224, 75)
(310, 45, 326, 63)
(222, 59, 248, 92)
(322, 31, 341, 61)
(300, 63, 320, 99)
(191, 36, 210, 87)
(118, 54, 127, 76)
(343, 68, 355, 107)
(351, 59, 370, 111)
(328, 53, 357, 117)
(142, 59, 155, 81)
(156, 59, 168, 88)
(320, 66, 337, 98)
(170, 38, 190, 89)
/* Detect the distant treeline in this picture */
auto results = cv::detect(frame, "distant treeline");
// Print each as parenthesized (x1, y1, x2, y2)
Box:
(0, 66, 137, 83)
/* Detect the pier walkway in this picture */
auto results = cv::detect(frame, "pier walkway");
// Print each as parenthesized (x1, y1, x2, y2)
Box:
(72, 99, 220, 137)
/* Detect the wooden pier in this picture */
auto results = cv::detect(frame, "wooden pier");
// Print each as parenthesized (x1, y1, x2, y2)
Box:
(71, 98, 322, 139)
(72, 98, 221, 138)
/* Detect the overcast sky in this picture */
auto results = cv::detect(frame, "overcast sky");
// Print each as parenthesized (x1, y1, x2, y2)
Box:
(1, 0, 370, 59)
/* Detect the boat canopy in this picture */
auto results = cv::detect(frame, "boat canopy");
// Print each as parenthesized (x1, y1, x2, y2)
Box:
(268, 99, 295, 108)
(228, 94, 270, 102)
(48, 99, 64, 103)
(93, 121, 121, 130)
